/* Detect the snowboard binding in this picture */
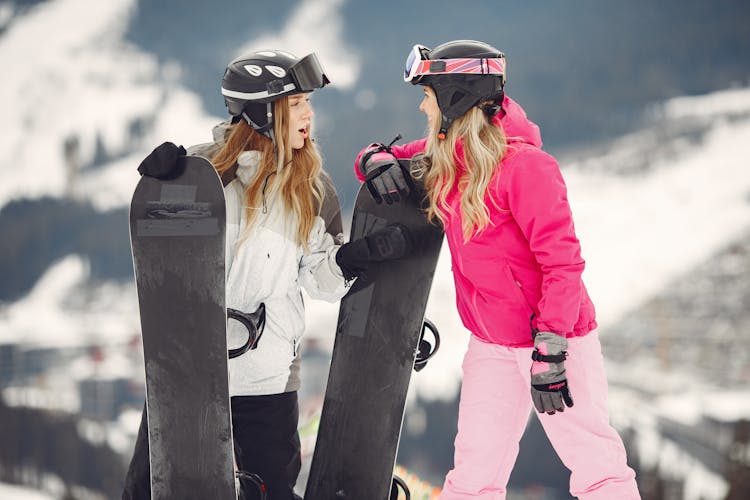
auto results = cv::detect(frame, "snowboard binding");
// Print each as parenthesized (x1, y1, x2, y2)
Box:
(236, 470, 267, 500)
(390, 474, 410, 499)
(227, 303, 266, 359)
(414, 318, 440, 372)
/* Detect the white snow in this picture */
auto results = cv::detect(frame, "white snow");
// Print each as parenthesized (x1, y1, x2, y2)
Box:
(658, 439, 729, 500)
(0, 0, 219, 211)
(0, 2, 14, 30)
(0, 255, 140, 348)
(567, 101, 750, 327)
(0, 483, 56, 500)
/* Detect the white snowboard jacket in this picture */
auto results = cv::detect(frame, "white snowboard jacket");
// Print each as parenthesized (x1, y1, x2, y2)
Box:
(188, 123, 349, 396)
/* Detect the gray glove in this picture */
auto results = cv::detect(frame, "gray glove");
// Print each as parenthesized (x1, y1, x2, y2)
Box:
(530, 331, 574, 415)
(357, 143, 411, 204)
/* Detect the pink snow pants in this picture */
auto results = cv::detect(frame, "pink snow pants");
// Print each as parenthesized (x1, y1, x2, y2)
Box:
(439, 331, 640, 499)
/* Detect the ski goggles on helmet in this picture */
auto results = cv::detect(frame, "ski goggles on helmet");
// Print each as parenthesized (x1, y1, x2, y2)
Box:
(289, 53, 330, 92)
(403, 44, 507, 84)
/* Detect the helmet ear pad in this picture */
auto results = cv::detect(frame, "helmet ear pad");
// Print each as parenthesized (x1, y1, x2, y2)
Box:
(427, 74, 505, 123)
(241, 101, 274, 133)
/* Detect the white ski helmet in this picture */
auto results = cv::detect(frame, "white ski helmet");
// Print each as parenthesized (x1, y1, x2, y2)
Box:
(221, 50, 330, 141)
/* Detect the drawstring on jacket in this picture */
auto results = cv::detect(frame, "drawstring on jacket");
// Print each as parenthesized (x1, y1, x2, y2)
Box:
(260, 158, 293, 214)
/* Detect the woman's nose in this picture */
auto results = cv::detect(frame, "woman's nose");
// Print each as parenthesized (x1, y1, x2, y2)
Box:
(303, 103, 314, 118)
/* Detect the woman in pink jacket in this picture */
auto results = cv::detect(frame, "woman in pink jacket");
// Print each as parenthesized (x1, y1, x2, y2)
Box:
(355, 40, 640, 499)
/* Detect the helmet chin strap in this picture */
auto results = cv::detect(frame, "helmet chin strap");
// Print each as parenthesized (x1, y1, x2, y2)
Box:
(438, 113, 452, 140)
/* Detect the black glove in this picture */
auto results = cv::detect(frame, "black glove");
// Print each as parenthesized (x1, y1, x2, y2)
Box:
(137, 141, 187, 179)
(335, 223, 412, 280)
(530, 331, 574, 415)
(357, 143, 411, 204)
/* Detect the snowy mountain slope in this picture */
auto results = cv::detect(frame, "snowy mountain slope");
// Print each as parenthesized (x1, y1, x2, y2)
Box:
(1, 0, 748, 406)
(0, 255, 139, 348)
(0, 0, 364, 213)
(2, 87, 749, 404)
(568, 87, 750, 325)
(603, 228, 750, 390)
(596, 228, 750, 498)
(1, 2, 748, 497)
(0, 0, 218, 211)
(0, 482, 54, 500)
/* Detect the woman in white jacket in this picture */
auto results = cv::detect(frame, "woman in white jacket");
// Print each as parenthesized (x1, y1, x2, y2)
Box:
(123, 49, 410, 500)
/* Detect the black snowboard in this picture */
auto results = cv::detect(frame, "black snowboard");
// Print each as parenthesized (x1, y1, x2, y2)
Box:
(305, 162, 444, 500)
(129, 156, 235, 500)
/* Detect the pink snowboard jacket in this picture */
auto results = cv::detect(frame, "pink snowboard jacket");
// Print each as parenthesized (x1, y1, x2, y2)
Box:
(355, 96, 597, 347)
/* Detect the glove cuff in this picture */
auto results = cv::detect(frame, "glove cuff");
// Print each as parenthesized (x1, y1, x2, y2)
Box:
(359, 143, 398, 176)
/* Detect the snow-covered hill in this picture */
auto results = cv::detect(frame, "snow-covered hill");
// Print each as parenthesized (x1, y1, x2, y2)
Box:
(0, 0, 217, 211)
(0, 482, 54, 500)
(2, 0, 748, 405)
(0, 0, 365, 213)
(3, 85, 748, 398)
(1, 1, 749, 498)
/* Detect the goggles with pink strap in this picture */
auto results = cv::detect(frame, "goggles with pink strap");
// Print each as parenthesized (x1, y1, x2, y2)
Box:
(403, 44, 506, 84)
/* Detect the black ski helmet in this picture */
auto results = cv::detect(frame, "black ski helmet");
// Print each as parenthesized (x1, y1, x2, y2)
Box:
(221, 49, 330, 141)
(404, 40, 506, 138)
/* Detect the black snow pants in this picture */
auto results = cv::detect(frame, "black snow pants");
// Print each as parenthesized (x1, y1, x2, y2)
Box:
(121, 391, 301, 500)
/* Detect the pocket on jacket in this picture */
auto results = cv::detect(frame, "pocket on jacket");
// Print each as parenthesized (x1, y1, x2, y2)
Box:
(503, 263, 533, 312)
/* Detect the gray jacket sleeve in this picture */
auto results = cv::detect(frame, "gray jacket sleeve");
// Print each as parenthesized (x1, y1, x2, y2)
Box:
(318, 170, 344, 244)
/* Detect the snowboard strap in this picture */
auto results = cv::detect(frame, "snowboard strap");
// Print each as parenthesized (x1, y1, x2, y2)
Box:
(227, 303, 266, 359)
(236, 470, 267, 500)
(414, 318, 440, 372)
(390, 474, 410, 500)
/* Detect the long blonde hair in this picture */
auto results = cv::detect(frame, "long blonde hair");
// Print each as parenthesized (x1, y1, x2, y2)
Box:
(417, 104, 507, 242)
(211, 96, 324, 251)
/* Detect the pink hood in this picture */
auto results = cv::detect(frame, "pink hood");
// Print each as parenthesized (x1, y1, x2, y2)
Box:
(355, 96, 596, 346)
(497, 95, 543, 149)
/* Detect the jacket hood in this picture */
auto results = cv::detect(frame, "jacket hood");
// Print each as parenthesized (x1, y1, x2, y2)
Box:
(206, 121, 262, 187)
(494, 95, 542, 148)
(212, 121, 233, 146)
